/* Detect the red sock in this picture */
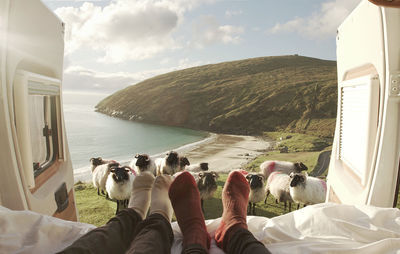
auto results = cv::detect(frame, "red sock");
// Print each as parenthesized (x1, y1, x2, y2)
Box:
(168, 171, 211, 250)
(215, 170, 250, 250)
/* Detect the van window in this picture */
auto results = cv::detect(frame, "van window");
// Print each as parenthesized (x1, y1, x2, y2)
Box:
(28, 94, 58, 176)
(14, 71, 64, 188)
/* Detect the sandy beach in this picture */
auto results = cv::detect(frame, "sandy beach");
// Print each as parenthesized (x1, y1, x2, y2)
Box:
(74, 133, 272, 182)
(182, 134, 272, 173)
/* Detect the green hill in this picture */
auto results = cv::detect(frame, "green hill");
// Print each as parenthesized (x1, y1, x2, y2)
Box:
(96, 55, 337, 137)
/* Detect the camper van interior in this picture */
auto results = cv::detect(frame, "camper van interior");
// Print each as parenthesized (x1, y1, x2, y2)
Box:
(1, 0, 400, 253)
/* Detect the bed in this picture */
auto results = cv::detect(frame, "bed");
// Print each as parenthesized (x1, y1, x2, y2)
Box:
(1, 203, 400, 254)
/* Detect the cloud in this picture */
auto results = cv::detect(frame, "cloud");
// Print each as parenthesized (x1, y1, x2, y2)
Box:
(269, 0, 360, 39)
(193, 16, 244, 47)
(225, 9, 242, 18)
(63, 59, 206, 93)
(54, 0, 220, 62)
(55, 1, 181, 63)
(44, 0, 105, 2)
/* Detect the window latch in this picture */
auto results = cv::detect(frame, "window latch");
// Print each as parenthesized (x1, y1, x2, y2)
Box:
(43, 125, 52, 136)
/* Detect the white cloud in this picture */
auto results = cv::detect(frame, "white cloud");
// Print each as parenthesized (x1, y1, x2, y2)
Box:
(193, 16, 244, 47)
(63, 59, 206, 93)
(269, 0, 360, 39)
(63, 65, 146, 92)
(55, 1, 183, 63)
(225, 9, 242, 18)
(54, 0, 220, 63)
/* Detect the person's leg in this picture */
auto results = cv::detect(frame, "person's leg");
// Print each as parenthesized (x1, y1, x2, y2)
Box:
(127, 174, 174, 254)
(58, 172, 155, 254)
(226, 228, 271, 254)
(215, 171, 271, 254)
(169, 171, 210, 254)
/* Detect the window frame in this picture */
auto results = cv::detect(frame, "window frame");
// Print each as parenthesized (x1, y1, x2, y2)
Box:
(13, 71, 64, 189)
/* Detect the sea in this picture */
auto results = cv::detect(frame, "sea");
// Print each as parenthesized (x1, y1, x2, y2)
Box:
(62, 91, 209, 182)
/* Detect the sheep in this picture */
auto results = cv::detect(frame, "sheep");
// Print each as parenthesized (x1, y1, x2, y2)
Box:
(92, 161, 120, 197)
(129, 154, 156, 175)
(90, 157, 116, 172)
(156, 151, 188, 175)
(245, 173, 266, 215)
(179, 156, 191, 172)
(186, 162, 209, 172)
(105, 165, 135, 214)
(194, 171, 219, 213)
(265, 172, 293, 211)
(289, 172, 327, 207)
(260, 160, 308, 179)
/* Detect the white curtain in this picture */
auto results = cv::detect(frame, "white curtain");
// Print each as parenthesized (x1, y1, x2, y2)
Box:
(28, 95, 47, 166)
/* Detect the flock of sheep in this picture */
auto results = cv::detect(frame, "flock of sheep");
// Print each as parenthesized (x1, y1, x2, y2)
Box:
(90, 151, 327, 215)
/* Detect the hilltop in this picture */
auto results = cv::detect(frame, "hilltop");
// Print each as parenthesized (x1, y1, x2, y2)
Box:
(96, 55, 337, 137)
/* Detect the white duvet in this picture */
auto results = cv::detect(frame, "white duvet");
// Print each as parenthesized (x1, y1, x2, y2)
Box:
(1, 203, 400, 254)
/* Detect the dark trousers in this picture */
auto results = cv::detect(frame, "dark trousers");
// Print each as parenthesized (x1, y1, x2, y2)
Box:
(57, 209, 173, 254)
(58, 209, 270, 254)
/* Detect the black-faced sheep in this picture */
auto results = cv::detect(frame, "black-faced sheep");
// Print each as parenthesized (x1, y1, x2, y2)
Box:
(289, 172, 327, 207)
(90, 157, 116, 172)
(105, 165, 135, 214)
(265, 171, 293, 211)
(156, 151, 186, 175)
(129, 154, 156, 175)
(186, 162, 209, 172)
(194, 171, 219, 213)
(92, 161, 120, 197)
(260, 160, 308, 179)
(246, 173, 266, 215)
(179, 156, 190, 172)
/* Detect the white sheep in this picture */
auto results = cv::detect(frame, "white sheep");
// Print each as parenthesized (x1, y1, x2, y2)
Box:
(185, 162, 209, 172)
(289, 172, 327, 206)
(129, 154, 156, 175)
(245, 173, 266, 215)
(105, 165, 135, 214)
(155, 151, 189, 175)
(265, 171, 293, 211)
(92, 161, 120, 197)
(260, 160, 308, 179)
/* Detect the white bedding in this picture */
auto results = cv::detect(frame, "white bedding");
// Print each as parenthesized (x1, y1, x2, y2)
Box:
(1, 203, 400, 254)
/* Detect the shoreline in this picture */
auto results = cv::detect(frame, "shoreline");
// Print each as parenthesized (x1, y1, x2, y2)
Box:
(73, 133, 272, 183)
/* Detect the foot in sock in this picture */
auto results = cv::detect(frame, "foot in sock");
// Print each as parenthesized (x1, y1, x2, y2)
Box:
(215, 170, 250, 250)
(128, 172, 155, 219)
(169, 171, 211, 250)
(149, 175, 173, 222)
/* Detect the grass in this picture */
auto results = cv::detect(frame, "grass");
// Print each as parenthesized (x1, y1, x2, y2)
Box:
(244, 150, 321, 173)
(74, 183, 116, 226)
(264, 131, 332, 152)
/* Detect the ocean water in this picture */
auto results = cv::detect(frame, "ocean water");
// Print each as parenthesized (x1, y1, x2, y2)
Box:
(63, 92, 208, 175)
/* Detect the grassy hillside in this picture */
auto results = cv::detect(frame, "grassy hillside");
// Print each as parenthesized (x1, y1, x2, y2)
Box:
(96, 55, 337, 137)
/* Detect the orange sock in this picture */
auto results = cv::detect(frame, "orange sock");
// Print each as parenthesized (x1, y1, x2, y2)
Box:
(168, 171, 211, 250)
(215, 170, 250, 250)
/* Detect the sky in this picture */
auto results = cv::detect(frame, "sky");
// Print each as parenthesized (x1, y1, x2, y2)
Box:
(42, 0, 361, 95)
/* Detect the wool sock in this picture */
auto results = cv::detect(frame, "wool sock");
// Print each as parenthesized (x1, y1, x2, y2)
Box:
(128, 172, 155, 219)
(149, 175, 174, 222)
(168, 171, 210, 250)
(215, 170, 250, 250)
